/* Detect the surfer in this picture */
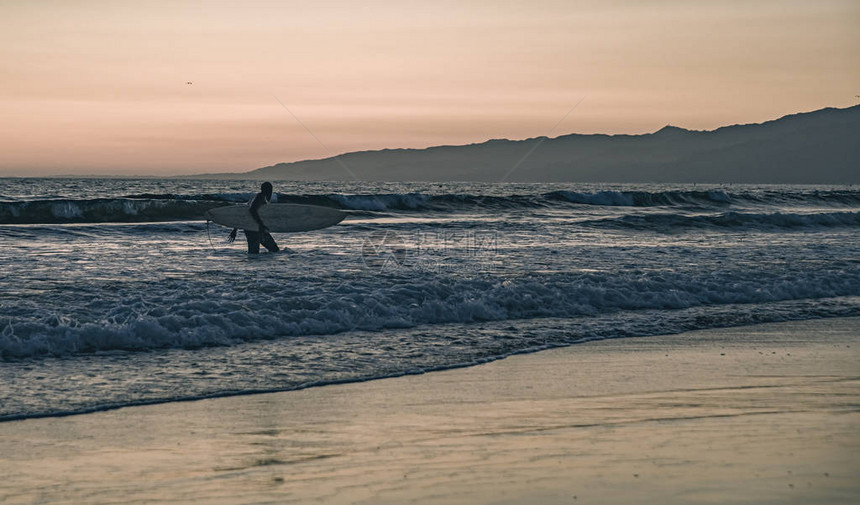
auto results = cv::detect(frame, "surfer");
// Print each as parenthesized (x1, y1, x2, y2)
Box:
(227, 182, 280, 254)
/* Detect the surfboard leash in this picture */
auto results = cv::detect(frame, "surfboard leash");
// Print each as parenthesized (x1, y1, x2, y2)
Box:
(206, 219, 217, 251)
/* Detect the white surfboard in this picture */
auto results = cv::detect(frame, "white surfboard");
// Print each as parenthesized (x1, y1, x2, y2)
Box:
(205, 204, 346, 233)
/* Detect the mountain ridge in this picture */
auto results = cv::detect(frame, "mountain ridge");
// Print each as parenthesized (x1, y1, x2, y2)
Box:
(191, 105, 860, 183)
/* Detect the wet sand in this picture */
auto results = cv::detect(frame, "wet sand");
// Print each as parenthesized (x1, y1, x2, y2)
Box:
(1, 317, 858, 504)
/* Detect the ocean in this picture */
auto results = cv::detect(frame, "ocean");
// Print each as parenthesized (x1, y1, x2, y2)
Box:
(1, 178, 859, 421)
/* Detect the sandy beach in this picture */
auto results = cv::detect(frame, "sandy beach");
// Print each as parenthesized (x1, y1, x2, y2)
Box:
(3, 2, 858, 503)
(1, 317, 858, 505)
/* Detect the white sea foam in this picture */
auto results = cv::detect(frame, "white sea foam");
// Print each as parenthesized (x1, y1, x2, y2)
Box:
(2, 264, 859, 360)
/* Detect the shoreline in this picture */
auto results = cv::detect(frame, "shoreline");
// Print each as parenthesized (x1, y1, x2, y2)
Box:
(1, 317, 858, 504)
(4, 311, 859, 424)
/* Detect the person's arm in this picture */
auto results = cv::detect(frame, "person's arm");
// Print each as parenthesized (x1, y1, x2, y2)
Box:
(249, 193, 268, 233)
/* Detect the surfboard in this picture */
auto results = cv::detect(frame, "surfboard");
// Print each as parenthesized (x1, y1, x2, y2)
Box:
(205, 204, 346, 233)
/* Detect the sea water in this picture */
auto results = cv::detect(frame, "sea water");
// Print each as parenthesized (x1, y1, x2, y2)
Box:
(1, 178, 859, 420)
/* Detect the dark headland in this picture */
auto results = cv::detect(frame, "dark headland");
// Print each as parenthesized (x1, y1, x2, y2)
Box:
(192, 105, 860, 183)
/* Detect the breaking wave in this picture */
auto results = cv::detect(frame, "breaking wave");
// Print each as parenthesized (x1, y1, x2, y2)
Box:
(0, 198, 224, 224)
(1, 188, 859, 224)
(3, 265, 860, 360)
(581, 210, 860, 231)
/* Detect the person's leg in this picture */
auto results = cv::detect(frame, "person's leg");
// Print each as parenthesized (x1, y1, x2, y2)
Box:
(261, 232, 280, 252)
(244, 230, 261, 254)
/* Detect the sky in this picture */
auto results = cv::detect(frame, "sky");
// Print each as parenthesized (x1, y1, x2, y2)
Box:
(0, 0, 858, 176)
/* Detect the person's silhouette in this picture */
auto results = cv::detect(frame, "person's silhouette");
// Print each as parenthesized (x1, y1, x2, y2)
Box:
(228, 182, 280, 254)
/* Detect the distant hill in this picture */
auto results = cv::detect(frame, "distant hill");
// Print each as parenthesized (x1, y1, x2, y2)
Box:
(194, 105, 860, 183)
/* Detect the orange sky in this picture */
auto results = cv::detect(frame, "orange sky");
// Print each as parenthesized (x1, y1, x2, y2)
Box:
(1, 0, 858, 176)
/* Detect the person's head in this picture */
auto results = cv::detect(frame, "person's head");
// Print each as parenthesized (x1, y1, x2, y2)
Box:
(261, 182, 273, 200)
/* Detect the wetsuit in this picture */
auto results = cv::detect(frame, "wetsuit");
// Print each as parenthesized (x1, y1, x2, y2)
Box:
(245, 192, 279, 254)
